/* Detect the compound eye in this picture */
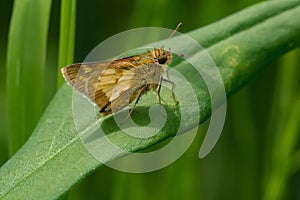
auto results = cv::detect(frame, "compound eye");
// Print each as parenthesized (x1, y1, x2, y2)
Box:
(158, 55, 168, 64)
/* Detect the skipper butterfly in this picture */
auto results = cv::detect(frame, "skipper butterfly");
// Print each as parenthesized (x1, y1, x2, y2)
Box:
(61, 23, 182, 116)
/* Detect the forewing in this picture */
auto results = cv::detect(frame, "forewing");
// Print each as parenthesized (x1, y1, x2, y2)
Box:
(61, 61, 143, 114)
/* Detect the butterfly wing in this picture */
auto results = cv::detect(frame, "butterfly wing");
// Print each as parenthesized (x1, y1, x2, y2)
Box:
(62, 62, 115, 109)
(62, 59, 163, 116)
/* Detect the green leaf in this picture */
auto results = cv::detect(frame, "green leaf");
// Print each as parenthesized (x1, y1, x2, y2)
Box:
(1, 1, 300, 199)
(263, 49, 300, 200)
(57, 0, 76, 88)
(6, 0, 52, 155)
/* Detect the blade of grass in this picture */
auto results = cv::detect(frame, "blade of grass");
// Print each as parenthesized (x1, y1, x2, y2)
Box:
(263, 49, 300, 200)
(57, 0, 76, 88)
(6, 0, 52, 156)
(0, 48, 8, 166)
(291, 144, 300, 175)
(1, 1, 300, 199)
(264, 99, 300, 200)
(229, 88, 258, 200)
(0, 0, 13, 166)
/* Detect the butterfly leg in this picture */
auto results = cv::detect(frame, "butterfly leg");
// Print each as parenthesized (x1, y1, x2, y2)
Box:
(157, 77, 163, 104)
(161, 71, 177, 103)
(156, 78, 168, 117)
(121, 86, 147, 124)
(166, 71, 176, 102)
(129, 86, 147, 115)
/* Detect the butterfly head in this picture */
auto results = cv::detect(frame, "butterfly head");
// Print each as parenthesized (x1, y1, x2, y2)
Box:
(153, 47, 171, 65)
(151, 22, 182, 66)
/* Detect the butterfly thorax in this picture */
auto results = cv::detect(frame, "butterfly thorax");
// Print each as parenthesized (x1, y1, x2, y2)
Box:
(120, 47, 171, 67)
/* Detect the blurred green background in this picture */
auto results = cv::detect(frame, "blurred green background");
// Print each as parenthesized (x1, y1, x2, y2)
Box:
(1, 0, 299, 199)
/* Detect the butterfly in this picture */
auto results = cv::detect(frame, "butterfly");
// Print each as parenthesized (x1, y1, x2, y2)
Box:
(61, 23, 181, 116)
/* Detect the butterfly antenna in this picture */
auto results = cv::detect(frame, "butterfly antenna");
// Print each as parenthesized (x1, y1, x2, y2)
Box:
(167, 22, 182, 41)
(162, 22, 182, 50)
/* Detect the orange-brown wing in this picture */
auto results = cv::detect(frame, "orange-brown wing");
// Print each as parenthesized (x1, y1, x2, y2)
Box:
(61, 60, 145, 115)
(62, 62, 112, 108)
